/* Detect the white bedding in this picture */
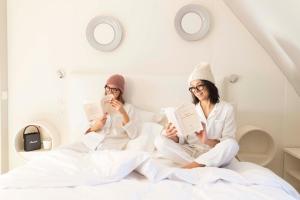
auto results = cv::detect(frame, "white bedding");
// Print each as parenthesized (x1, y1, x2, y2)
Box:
(0, 172, 298, 200)
(0, 147, 299, 200)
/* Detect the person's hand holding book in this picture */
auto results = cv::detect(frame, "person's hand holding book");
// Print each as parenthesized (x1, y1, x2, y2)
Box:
(105, 98, 129, 125)
(89, 113, 108, 132)
(108, 99, 125, 113)
(165, 123, 179, 143)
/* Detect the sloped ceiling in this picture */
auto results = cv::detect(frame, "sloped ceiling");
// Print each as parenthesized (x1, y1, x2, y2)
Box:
(223, 0, 300, 96)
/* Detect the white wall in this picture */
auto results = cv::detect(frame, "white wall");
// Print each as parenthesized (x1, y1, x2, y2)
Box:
(7, 0, 300, 176)
(230, 0, 300, 148)
(248, 0, 300, 47)
(0, 0, 8, 174)
(224, 0, 300, 102)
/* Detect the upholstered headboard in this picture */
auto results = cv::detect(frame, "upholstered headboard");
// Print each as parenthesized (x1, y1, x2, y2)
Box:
(66, 72, 191, 141)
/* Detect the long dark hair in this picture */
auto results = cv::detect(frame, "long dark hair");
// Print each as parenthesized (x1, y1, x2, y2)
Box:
(191, 80, 220, 105)
(117, 92, 125, 104)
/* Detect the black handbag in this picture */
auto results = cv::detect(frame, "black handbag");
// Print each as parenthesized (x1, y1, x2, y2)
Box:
(23, 125, 42, 151)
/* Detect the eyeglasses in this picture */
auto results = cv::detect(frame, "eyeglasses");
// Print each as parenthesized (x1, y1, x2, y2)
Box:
(189, 84, 205, 93)
(104, 85, 120, 93)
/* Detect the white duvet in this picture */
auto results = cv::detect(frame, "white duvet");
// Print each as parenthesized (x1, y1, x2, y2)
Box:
(0, 148, 299, 200)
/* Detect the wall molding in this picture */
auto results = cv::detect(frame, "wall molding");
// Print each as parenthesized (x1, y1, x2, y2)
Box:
(0, 0, 8, 173)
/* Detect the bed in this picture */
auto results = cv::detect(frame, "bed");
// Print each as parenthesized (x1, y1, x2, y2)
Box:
(0, 148, 299, 200)
(0, 72, 299, 200)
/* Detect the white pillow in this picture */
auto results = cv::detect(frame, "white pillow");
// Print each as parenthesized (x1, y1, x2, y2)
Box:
(135, 107, 164, 123)
(126, 122, 163, 152)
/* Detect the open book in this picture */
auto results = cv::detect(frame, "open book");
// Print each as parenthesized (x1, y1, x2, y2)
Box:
(83, 94, 114, 122)
(163, 103, 203, 137)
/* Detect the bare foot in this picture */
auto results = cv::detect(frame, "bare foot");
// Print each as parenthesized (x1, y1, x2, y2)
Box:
(182, 162, 205, 169)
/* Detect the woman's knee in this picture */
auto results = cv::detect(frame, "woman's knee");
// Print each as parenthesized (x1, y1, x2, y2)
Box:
(221, 138, 239, 154)
(154, 135, 178, 151)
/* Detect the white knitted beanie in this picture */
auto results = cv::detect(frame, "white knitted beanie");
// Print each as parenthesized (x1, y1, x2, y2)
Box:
(188, 62, 215, 85)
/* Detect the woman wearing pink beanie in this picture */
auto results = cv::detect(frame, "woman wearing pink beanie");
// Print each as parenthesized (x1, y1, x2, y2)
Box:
(85, 74, 139, 150)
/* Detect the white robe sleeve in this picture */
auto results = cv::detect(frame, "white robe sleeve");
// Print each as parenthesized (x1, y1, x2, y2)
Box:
(220, 105, 236, 141)
(122, 104, 140, 139)
(82, 118, 100, 135)
(81, 117, 92, 135)
(79, 117, 105, 151)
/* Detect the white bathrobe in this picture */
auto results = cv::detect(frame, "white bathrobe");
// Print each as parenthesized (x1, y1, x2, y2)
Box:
(155, 101, 239, 167)
(82, 103, 139, 151)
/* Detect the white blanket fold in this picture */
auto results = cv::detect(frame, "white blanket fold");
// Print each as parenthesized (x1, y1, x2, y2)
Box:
(0, 149, 149, 188)
(0, 149, 299, 200)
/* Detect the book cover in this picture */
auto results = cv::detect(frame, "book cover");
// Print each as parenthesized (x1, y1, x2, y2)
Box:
(164, 103, 203, 137)
(83, 94, 114, 122)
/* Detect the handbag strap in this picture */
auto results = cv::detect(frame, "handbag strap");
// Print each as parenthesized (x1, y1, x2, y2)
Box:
(23, 125, 40, 138)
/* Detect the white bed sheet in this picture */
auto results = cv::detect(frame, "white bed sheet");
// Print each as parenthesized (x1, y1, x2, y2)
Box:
(0, 171, 298, 200)
(0, 147, 299, 200)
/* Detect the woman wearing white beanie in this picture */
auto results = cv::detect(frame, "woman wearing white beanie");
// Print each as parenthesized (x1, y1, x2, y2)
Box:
(155, 63, 239, 168)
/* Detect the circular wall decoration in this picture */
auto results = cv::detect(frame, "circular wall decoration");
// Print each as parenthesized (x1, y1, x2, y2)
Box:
(236, 125, 276, 166)
(86, 16, 123, 52)
(175, 4, 211, 41)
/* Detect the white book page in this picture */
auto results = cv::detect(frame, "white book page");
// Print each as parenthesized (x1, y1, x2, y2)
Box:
(163, 107, 184, 137)
(83, 101, 103, 122)
(175, 104, 203, 136)
(83, 95, 114, 122)
(101, 94, 115, 114)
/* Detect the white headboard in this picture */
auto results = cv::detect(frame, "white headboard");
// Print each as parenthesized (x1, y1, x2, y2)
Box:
(66, 72, 191, 141)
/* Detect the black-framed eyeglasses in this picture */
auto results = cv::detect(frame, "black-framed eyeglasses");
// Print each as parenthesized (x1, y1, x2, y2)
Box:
(189, 84, 205, 93)
(104, 85, 120, 93)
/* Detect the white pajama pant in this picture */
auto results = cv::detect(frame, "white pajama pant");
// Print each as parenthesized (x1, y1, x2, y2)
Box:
(154, 135, 239, 167)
